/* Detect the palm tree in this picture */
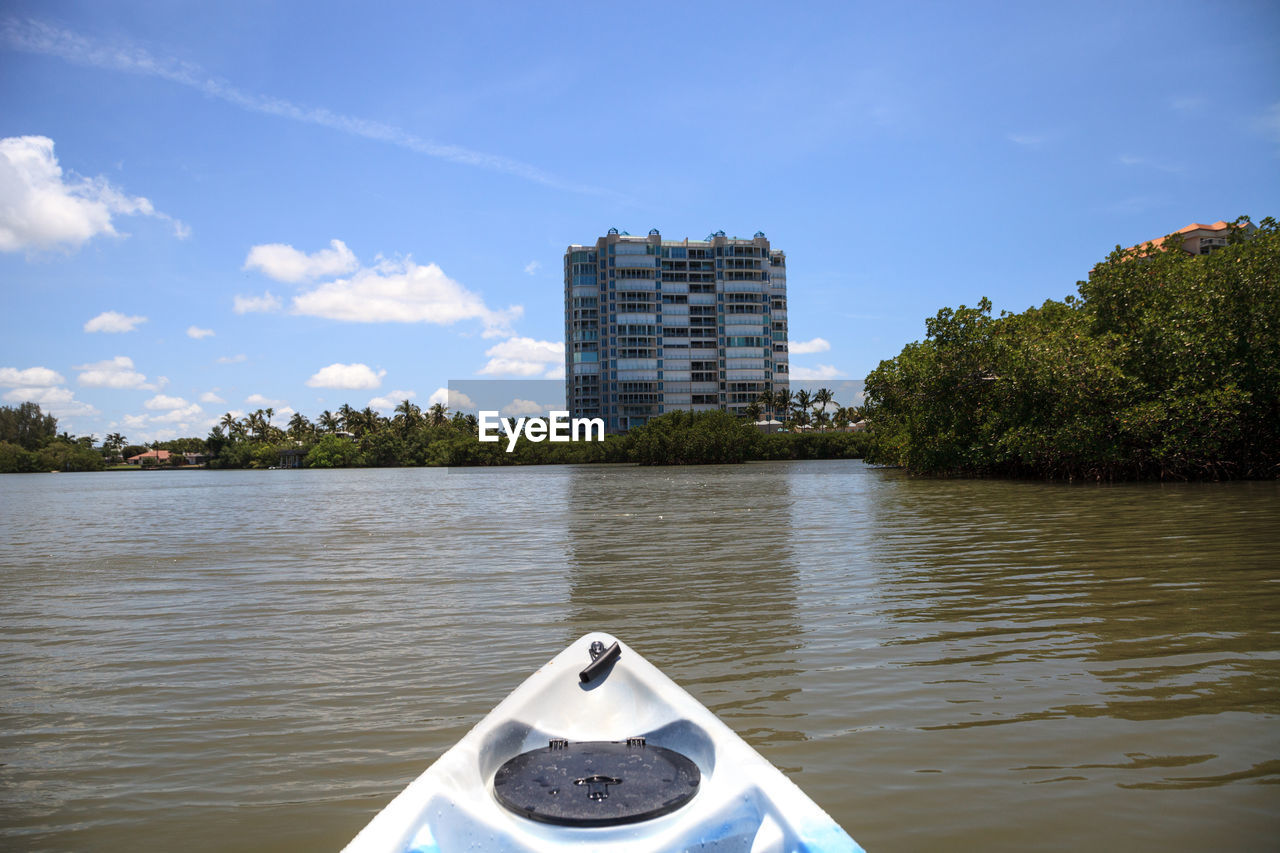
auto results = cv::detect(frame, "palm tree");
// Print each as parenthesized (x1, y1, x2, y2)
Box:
(793, 389, 812, 427)
(813, 388, 835, 428)
(287, 412, 312, 440)
(427, 401, 448, 427)
(318, 410, 339, 434)
(773, 389, 793, 424)
(394, 399, 422, 437)
(219, 412, 241, 441)
(755, 390, 775, 420)
(337, 403, 357, 433)
(745, 399, 763, 422)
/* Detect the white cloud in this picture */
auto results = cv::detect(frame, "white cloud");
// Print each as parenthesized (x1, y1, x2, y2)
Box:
(504, 398, 552, 417)
(144, 394, 189, 411)
(244, 239, 359, 283)
(2, 385, 98, 417)
(524, 260, 541, 275)
(0, 366, 65, 387)
(245, 393, 287, 407)
(477, 358, 547, 377)
(544, 363, 566, 379)
(305, 363, 385, 390)
(216, 354, 247, 364)
(790, 364, 846, 381)
(291, 258, 521, 337)
(199, 391, 225, 404)
(790, 337, 831, 355)
(187, 325, 215, 339)
(233, 291, 282, 314)
(369, 389, 416, 410)
(150, 403, 204, 423)
(478, 336, 564, 376)
(75, 355, 157, 389)
(84, 311, 147, 333)
(0, 135, 186, 253)
(428, 387, 476, 411)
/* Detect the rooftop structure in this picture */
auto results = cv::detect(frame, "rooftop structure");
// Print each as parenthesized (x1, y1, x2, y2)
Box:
(1123, 219, 1257, 257)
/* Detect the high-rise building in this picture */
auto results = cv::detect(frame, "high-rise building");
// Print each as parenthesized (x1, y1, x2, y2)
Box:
(565, 229, 788, 432)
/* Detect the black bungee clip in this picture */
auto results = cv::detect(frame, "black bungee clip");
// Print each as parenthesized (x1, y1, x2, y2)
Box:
(579, 640, 621, 683)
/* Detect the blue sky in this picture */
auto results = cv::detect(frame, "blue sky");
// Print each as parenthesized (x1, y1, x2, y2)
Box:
(2, 1, 1277, 442)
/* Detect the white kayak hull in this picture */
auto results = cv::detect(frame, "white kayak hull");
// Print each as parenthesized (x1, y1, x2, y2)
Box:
(344, 633, 863, 852)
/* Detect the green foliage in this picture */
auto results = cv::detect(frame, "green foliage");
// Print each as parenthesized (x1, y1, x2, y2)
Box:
(0, 441, 38, 473)
(305, 434, 360, 468)
(35, 440, 106, 472)
(755, 430, 870, 461)
(0, 402, 58, 451)
(865, 217, 1280, 479)
(626, 410, 760, 465)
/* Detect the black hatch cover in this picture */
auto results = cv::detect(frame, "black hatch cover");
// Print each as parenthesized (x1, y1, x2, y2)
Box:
(493, 738, 700, 826)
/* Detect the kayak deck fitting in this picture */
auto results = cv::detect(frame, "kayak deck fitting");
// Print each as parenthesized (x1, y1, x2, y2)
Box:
(343, 632, 864, 852)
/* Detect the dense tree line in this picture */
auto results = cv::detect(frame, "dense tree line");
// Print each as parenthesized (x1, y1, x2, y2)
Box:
(0, 396, 868, 473)
(864, 216, 1279, 479)
(0, 402, 105, 472)
(203, 402, 867, 469)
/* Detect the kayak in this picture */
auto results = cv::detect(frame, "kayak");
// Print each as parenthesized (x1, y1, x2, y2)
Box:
(343, 632, 864, 852)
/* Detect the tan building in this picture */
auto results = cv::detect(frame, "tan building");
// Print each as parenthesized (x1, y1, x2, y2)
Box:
(1125, 219, 1256, 257)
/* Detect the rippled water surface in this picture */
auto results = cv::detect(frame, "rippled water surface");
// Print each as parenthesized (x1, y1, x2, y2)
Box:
(2, 462, 1277, 851)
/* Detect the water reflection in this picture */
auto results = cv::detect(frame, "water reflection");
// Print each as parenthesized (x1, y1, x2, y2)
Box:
(864, 478, 1280, 726)
(562, 464, 806, 747)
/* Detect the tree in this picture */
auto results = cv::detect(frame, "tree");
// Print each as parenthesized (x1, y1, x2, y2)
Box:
(427, 401, 448, 427)
(306, 434, 360, 468)
(792, 389, 813, 427)
(0, 402, 57, 450)
(773, 389, 793, 424)
(318, 410, 339, 434)
(287, 412, 313, 440)
(864, 217, 1279, 478)
(627, 409, 759, 465)
(393, 399, 422, 437)
(812, 387, 835, 428)
(103, 432, 127, 459)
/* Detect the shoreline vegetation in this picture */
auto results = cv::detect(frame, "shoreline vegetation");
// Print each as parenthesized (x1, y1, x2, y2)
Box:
(0, 398, 870, 473)
(3, 218, 1275, 479)
(863, 216, 1278, 480)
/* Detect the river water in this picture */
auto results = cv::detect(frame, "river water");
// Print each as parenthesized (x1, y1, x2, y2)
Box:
(1, 461, 1277, 851)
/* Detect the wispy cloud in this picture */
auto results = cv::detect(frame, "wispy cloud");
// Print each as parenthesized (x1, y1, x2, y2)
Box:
(790, 364, 846, 381)
(1116, 154, 1183, 174)
(1256, 102, 1280, 146)
(1007, 133, 1045, 146)
(2, 18, 603, 195)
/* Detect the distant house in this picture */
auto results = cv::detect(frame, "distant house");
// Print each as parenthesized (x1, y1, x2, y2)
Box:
(1122, 220, 1256, 259)
(277, 448, 306, 469)
(126, 449, 172, 465)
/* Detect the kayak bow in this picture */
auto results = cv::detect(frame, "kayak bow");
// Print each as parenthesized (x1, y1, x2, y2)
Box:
(344, 633, 863, 852)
